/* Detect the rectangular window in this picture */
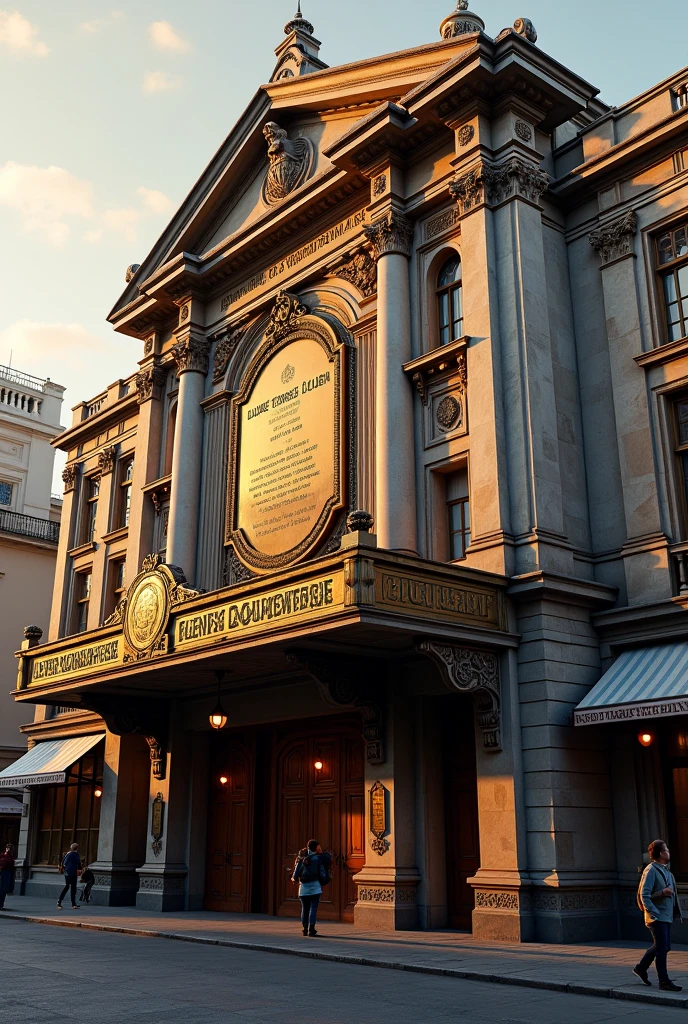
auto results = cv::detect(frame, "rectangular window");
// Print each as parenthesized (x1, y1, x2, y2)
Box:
(446, 468, 470, 561)
(106, 558, 126, 619)
(118, 457, 134, 528)
(657, 222, 688, 344)
(0, 481, 12, 506)
(35, 746, 103, 868)
(673, 84, 688, 111)
(81, 475, 100, 544)
(674, 399, 688, 534)
(75, 571, 91, 633)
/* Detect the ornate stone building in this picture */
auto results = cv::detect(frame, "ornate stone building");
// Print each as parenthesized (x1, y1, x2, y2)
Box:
(4, 3, 688, 942)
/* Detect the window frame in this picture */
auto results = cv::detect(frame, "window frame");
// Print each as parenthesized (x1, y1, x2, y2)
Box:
(0, 480, 13, 507)
(436, 255, 464, 348)
(656, 220, 688, 346)
(105, 557, 126, 620)
(34, 744, 104, 868)
(74, 569, 92, 634)
(116, 454, 134, 530)
(447, 493, 471, 561)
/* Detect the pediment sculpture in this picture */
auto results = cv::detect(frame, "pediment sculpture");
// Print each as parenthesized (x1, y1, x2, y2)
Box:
(261, 121, 314, 206)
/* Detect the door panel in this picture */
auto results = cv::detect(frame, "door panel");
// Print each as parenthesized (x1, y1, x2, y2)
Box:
(205, 738, 254, 912)
(442, 697, 480, 931)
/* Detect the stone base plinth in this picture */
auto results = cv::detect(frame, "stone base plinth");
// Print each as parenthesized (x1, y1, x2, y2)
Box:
(353, 870, 420, 931)
(531, 888, 617, 943)
(136, 867, 187, 912)
(471, 882, 534, 943)
(89, 862, 140, 907)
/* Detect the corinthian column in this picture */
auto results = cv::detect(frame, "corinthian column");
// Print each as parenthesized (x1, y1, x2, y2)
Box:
(166, 329, 209, 585)
(364, 209, 417, 552)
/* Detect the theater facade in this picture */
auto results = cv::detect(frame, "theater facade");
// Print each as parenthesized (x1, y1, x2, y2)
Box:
(5, 3, 688, 943)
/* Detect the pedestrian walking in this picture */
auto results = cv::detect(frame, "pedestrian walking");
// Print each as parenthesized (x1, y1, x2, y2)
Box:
(57, 843, 82, 910)
(79, 864, 95, 903)
(633, 839, 683, 991)
(292, 839, 330, 937)
(0, 843, 15, 909)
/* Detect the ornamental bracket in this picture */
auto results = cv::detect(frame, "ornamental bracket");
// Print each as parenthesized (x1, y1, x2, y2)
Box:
(416, 640, 501, 752)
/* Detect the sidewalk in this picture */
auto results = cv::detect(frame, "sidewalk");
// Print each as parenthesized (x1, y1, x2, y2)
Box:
(3, 895, 688, 1008)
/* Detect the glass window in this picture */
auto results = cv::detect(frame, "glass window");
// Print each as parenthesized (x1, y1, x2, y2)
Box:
(82, 475, 99, 543)
(75, 571, 91, 633)
(436, 255, 463, 347)
(446, 468, 470, 561)
(35, 745, 103, 868)
(118, 457, 134, 528)
(0, 481, 12, 506)
(107, 559, 126, 619)
(658, 222, 688, 344)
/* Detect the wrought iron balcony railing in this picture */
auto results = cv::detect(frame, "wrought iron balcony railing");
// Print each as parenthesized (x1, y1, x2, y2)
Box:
(0, 509, 60, 544)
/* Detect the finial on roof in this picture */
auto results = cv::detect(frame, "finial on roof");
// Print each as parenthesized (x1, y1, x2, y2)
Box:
(284, 1, 314, 36)
(440, 0, 485, 40)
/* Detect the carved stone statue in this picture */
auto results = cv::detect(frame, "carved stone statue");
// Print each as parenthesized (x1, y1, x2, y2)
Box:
(261, 122, 314, 206)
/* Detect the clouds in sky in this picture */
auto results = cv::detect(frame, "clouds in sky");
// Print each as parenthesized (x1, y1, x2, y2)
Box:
(142, 70, 183, 94)
(0, 161, 174, 247)
(149, 20, 190, 53)
(0, 10, 49, 56)
(79, 11, 123, 34)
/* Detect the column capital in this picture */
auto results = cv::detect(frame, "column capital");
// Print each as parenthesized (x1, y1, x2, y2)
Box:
(363, 209, 414, 261)
(135, 362, 168, 403)
(61, 464, 77, 492)
(450, 156, 549, 217)
(171, 332, 210, 376)
(588, 210, 638, 267)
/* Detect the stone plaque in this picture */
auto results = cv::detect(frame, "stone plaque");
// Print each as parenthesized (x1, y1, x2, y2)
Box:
(370, 781, 386, 838)
(228, 307, 347, 571)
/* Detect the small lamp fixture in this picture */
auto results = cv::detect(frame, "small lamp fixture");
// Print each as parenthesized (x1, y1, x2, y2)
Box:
(209, 670, 228, 730)
(638, 731, 655, 747)
(219, 775, 229, 786)
(94, 786, 103, 798)
(314, 760, 324, 771)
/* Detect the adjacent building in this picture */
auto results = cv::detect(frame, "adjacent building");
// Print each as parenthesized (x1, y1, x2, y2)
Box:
(4, 3, 688, 942)
(0, 364, 63, 852)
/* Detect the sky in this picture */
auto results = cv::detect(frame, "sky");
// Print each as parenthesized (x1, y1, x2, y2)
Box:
(1, 0, 686, 488)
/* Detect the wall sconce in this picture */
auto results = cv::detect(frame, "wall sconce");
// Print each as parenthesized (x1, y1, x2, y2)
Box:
(209, 670, 228, 730)
(94, 787, 103, 798)
(314, 760, 324, 771)
(219, 775, 229, 786)
(638, 731, 655, 747)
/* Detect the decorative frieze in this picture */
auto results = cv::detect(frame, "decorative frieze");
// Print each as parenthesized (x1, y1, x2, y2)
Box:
(62, 465, 77, 492)
(97, 445, 117, 475)
(588, 211, 638, 266)
(426, 207, 459, 240)
(211, 326, 245, 383)
(475, 891, 519, 910)
(138, 874, 185, 893)
(416, 641, 501, 750)
(534, 891, 611, 912)
(170, 336, 210, 376)
(327, 252, 377, 297)
(363, 210, 414, 260)
(357, 886, 416, 904)
(135, 365, 166, 404)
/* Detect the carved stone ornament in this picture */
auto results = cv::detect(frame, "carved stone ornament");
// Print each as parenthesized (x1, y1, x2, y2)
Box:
(426, 207, 459, 240)
(171, 336, 210, 376)
(264, 289, 308, 342)
(23, 624, 43, 642)
(458, 124, 475, 147)
(97, 445, 117, 475)
(588, 211, 638, 266)
(136, 365, 166, 404)
(62, 465, 77, 492)
(416, 641, 501, 751)
(347, 509, 374, 533)
(450, 158, 549, 216)
(475, 891, 519, 910)
(116, 554, 203, 665)
(262, 121, 315, 206)
(363, 210, 414, 261)
(449, 168, 485, 216)
(373, 174, 387, 196)
(513, 17, 537, 42)
(436, 395, 462, 431)
(287, 650, 385, 764)
(515, 120, 533, 142)
(125, 263, 140, 283)
(440, 1, 485, 38)
(327, 252, 377, 297)
(211, 326, 245, 383)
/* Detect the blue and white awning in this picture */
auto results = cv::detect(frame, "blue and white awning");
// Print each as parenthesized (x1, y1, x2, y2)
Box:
(574, 643, 688, 726)
(0, 735, 103, 789)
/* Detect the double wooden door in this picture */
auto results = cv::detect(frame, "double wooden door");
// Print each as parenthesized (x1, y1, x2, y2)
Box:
(276, 728, 365, 922)
(205, 739, 254, 912)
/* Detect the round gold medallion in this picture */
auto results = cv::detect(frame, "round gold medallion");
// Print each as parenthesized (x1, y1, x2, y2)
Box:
(124, 571, 169, 654)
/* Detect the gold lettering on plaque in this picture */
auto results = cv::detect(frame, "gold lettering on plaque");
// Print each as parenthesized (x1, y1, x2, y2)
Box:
(30, 637, 123, 686)
(370, 781, 386, 838)
(237, 336, 336, 558)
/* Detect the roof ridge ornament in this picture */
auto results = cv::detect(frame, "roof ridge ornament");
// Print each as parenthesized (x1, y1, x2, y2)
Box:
(440, 0, 485, 39)
(284, 1, 314, 36)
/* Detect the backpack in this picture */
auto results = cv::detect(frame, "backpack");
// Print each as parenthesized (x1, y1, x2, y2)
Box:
(298, 854, 320, 884)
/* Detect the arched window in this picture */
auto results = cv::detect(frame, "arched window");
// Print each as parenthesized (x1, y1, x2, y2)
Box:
(436, 255, 463, 347)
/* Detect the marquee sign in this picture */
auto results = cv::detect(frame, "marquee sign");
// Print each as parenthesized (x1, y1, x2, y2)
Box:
(227, 292, 349, 572)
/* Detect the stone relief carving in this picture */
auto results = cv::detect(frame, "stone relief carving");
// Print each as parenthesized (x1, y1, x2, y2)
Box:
(450, 158, 548, 216)
(265, 290, 308, 342)
(358, 887, 395, 903)
(62, 465, 77, 492)
(171, 336, 210, 376)
(534, 891, 610, 912)
(426, 207, 459, 240)
(211, 326, 245, 383)
(515, 120, 533, 142)
(436, 395, 462, 432)
(363, 210, 414, 260)
(449, 168, 485, 215)
(125, 263, 140, 283)
(262, 121, 315, 206)
(97, 445, 117, 475)
(416, 641, 501, 751)
(94, 875, 111, 888)
(475, 891, 519, 910)
(327, 252, 377, 297)
(513, 17, 538, 42)
(588, 211, 638, 266)
(373, 174, 387, 196)
(458, 124, 475, 147)
(135, 365, 166, 404)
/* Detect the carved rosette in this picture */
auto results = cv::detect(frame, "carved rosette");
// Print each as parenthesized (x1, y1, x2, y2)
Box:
(171, 336, 210, 376)
(326, 252, 377, 297)
(136, 365, 167, 404)
(417, 641, 501, 751)
(363, 211, 414, 261)
(211, 326, 245, 383)
(62, 465, 77, 492)
(97, 445, 117, 475)
(588, 211, 638, 266)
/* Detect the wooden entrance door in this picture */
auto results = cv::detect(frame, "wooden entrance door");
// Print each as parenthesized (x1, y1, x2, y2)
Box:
(205, 738, 254, 912)
(442, 696, 480, 931)
(276, 726, 364, 922)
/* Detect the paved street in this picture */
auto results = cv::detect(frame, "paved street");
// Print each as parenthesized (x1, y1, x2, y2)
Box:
(1, 918, 687, 1024)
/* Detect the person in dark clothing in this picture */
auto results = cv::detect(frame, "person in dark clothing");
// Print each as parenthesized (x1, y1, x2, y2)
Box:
(80, 865, 95, 903)
(634, 839, 683, 991)
(292, 839, 328, 937)
(0, 844, 15, 909)
(57, 843, 82, 909)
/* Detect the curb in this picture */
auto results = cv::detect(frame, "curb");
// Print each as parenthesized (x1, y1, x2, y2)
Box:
(3, 911, 688, 1009)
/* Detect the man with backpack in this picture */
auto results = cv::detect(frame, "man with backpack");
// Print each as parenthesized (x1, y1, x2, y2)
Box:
(633, 839, 683, 991)
(57, 843, 82, 910)
(292, 839, 330, 937)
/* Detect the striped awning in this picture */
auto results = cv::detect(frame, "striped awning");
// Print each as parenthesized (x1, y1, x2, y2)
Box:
(0, 735, 103, 789)
(574, 643, 688, 726)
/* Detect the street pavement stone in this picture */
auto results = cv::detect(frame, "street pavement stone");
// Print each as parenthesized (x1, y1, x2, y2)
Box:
(3, 896, 688, 1012)
(2, 919, 688, 1024)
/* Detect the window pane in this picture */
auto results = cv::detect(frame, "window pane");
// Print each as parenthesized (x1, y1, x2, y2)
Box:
(678, 228, 688, 259)
(37, 831, 51, 864)
(678, 264, 688, 297)
(464, 529, 471, 550)
(439, 325, 450, 346)
(450, 533, 464, 560)
(664, 274, 678, 303)
(0, 482, 12, 506)
(438, 256, 461, 288)
(450, 504, 463, 530)
(446, 470, 469, 502)
(438, 292, 449, 329)
(464, 500, 470, 528)
(670, 321, 685, 342)
(658, 233, 675, 264)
